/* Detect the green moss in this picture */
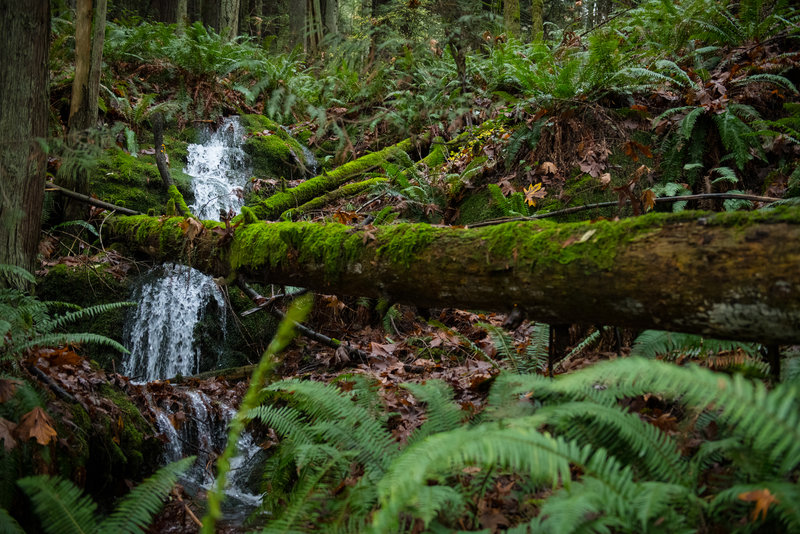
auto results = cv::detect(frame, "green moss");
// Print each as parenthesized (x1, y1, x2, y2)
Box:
(250, 137, 414, 220)
(240, 114, 311, 180)
(376, 224, 438, 268)
(89, 147, 193, 215)
(280, 177, 388, 220)
(167, 184, 193, 217)
(456, 189, 507, 224)
(36, 263, 130, 369)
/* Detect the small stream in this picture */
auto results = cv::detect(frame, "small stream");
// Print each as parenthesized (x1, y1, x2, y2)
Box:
(123, 116, 264, 521)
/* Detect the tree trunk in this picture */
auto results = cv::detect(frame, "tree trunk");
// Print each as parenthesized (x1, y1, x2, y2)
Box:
(530, 0, 543, 40)
(289, 0, 307, 50)
(0, 2, 49, 286)
(324, 0, 338, 36)
(504, 0, 520, 37)
(69, 0, 106, 133)
(106, 208, 800, 344)
(220, 0, 240, 39)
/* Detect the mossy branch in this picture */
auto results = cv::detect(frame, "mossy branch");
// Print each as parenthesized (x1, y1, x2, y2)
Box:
(249, 136, 423, 220)
(280, 177, 388, 220)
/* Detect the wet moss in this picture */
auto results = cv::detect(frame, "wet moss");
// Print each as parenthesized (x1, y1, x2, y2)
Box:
(167, 184, 193, 217)
(240, 114, 310, 180)
(376, 224, 438, 268)
(280, 177, 388, 220)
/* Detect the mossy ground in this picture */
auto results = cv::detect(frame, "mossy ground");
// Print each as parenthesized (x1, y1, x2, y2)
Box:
(89, 147, 194, 215)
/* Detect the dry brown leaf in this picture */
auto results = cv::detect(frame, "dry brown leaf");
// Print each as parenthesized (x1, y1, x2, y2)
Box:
(179, 218, 204, 241)
(642, 189, 656, 212)
(539, 161, 557, 174)
(0, 378, 21, 403)
(599, 173, 611, 187)
(15, 407, 57, 446)
(0, 418, 17, 451)
(370, 342, 398, 358)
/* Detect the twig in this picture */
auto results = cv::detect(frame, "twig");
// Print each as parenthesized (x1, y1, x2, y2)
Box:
(236, 281, 369, 362)
(27, 364, 78, 404)
(46, 181, 141, 215)
(467, 193, 781, 228)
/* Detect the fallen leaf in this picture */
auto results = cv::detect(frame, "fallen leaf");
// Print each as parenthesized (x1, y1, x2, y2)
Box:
(599, 173, 611, 187)
(15, 407, 57, 446)
(738, 488, 779, 522)
(539, 161, 557, 174)
(0, 378, 21, 402)
(370, 342, 398, 358)
(642, 189, 656, 212)
(179, 218, 204, 241)
(524, 183, 547, 206)
(0, 418, 17, 451)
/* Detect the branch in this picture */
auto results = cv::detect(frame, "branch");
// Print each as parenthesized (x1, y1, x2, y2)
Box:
(45, 181, 141, 215)
(467, 193, 782, 228)
(235, 281, 368, 362)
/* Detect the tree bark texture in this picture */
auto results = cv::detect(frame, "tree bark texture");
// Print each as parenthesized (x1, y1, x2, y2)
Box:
(504, 0, 520, 37)
(107, 208, 800, 344)
(69, 0, 106, 133)
(289, 0, 307, 49)
(530, 0, 543, 40)
(0, 1, 49, 285)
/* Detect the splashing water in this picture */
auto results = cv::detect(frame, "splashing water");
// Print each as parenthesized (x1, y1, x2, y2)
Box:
(187, 116, 249, 220)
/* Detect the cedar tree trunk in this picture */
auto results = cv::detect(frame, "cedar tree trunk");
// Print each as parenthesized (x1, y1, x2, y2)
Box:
(0, 1, 49, 286)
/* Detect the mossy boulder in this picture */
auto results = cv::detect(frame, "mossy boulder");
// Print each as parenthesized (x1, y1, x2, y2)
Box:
(36, 263, 130, 370)
(240, 114, 313, 180)
(89, 147, 194, 214)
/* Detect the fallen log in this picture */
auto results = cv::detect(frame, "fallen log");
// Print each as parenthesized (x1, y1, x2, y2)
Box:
(106, 207, 800, 344)
(248, 136, 424, 220)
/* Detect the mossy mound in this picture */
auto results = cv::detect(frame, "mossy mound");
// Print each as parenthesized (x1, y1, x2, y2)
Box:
(240, 114, 313, 180)
(36, 263, 131, 370)
(89, 147, 194, 214)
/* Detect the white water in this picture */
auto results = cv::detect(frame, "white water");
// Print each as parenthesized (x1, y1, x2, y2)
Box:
(187, 116, 249, 220)
(123, 116, 264, 515)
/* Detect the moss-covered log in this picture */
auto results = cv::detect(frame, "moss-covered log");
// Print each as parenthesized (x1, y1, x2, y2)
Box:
(248, 136, 422, 220)
(280, 177, 388, 220)
(107, 208, 800, 344)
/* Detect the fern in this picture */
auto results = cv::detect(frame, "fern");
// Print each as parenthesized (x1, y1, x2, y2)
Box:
(17, 457, 193, 534)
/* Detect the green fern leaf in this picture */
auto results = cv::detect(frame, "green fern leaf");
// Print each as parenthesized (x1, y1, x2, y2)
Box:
(17, 476, 99, 534)
(98, 456, 194, 534)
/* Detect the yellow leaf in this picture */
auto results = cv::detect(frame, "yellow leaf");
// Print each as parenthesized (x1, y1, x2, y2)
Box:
(738, 488, 779, 522)
(524, 183, 546, 207)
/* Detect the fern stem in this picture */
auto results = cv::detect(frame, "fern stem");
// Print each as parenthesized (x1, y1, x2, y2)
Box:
(201, 293, 312, 533)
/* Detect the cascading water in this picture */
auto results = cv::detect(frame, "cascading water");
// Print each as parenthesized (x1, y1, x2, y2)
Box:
(123, 116, 267, 519)
(122, 264, 225, 381)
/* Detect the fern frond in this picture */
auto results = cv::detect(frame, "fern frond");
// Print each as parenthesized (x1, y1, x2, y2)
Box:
(558, 358, 800, 475)
(44, 301, 136, 331)
(0, 264, 36, 286)
(0, 507, 25, 534)
(97, 456, 194, 534)
(17, 476, 99, 534)
(477, 322, 520, 372)
(734, 73, 799, 95)
(14, 332, 129, 355)
(403, 381, 464, 446)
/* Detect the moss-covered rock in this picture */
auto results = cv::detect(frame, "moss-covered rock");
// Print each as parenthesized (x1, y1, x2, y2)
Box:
(240, 114, 312, 180)
(89, 147, 194, 214)
(36, 263, 130, 370)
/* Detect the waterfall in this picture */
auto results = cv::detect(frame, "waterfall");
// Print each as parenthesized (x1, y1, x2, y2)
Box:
(122, 264, 225, 381)
(124, 116, 248, 382)
(123, 117, 263, 517)
(186, 116, 249, 220)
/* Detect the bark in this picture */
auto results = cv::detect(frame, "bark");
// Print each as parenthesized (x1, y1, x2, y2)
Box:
(106, 208, 800, 344)
(0, 1, 49, 286)
(504, 0, 520, 37)
(69, 0, 107, 132)
(220, 0, 240, 39)
(289, 0, 307, 49)
(324, 0, 338, 35)
(530, 0, 543, 40)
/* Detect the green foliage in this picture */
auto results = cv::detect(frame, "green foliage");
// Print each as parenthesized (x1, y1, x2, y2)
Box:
(15, 456, 193, 534)
(0, 265, 133, 362)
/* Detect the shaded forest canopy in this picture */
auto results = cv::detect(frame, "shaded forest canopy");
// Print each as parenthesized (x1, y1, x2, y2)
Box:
(2, 0, 800, 533)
